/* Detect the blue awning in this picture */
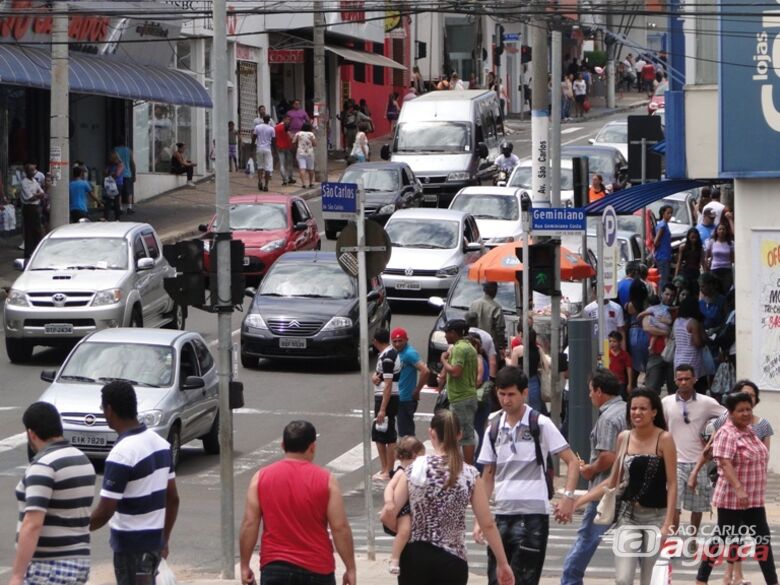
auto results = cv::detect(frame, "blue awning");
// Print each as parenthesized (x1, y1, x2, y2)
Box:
(0, 45, 212, 108)
(652, 140, 666, 155)
(584, 179, 707, 215)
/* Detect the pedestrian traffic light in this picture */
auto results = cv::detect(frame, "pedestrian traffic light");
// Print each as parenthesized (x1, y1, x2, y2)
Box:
(496, 25, 505, 57)
(528, 241, 559, 296)
(163, 239, 206, 308)
(208, 237, 246, 307)
(521, 45, 532, 64)
(571, 156, 590, 208)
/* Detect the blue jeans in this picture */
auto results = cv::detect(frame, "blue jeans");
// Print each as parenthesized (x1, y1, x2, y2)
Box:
(260, 562, 336, 585)
(656, 259, 671, 289)
(560, 501, 610, 585)
(527, 375, 549, 415)
(113, 550, 160, 585)
(488, 514, 549, 585)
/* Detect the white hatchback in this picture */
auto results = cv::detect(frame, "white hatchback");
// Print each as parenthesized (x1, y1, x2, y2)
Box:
(449, 186, 525, 247)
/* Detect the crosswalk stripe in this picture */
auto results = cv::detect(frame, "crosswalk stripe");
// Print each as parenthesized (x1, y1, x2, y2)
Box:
(561, 127, 584, 134)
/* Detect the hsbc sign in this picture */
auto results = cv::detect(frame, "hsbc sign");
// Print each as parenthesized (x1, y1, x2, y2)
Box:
(721, 0, 780, 177)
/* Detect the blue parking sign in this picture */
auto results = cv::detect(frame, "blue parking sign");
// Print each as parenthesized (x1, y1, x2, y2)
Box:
(321, 182, 358, 220)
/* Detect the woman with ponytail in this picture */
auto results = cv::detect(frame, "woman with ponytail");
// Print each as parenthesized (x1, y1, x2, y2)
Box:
(380, 410, 514, 585)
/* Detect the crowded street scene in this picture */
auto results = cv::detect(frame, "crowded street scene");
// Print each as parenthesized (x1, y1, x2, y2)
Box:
(1, 1, 780, 585)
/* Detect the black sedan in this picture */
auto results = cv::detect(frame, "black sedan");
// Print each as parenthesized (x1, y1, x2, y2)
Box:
(561, 145, 629, 192)
(240, 251, 392, 367)
(324, 162, 423, 240)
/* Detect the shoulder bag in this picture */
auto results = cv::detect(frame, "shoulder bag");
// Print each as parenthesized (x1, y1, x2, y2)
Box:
(594, 431, 630, 525)
(660, 327, 675, 364)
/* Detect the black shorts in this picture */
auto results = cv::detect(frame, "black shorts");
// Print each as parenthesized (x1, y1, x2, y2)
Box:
(372, 395, 399, 444)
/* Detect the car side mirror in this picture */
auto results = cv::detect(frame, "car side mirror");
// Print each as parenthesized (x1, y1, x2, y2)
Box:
(13, 258, 26, 271)
(137, 257, 155, 271)
(293, 221, 307, 231)
(40, 370, 56, 383)
(380, 144, 391, 161)
(428, 296, 445, 308)
(198, 223, 208, 232)
(367, 290, 380, 302)
(477, 142, 489, 159)
(588, 138, 595, 145)
(244, 287, 257, 298)
(465, 242, 483, 252)
(181, 375, 205, 390)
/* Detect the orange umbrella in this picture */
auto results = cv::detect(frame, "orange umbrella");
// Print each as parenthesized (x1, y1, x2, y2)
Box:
(467, 241, 595, 283)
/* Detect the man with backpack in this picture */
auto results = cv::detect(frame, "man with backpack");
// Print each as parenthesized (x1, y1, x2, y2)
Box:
(474, 366, 580, 585)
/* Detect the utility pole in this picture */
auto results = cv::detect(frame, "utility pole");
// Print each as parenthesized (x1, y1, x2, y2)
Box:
(213, 0, 235, 578)
(605, 6, 616, 108)
(49, 1, 70, 229)
(549, 24, 562, 428)
(313, 1, 328, 182)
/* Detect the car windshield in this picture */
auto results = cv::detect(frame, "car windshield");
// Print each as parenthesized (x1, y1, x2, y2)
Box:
(451, 194, 519, 220)
(229, 203, 287, 230)
(396, 122, 471, 153)
(448, 276, 517, 314)
(654, 83, 668, 97)
(340, 168, 399, 192)
(648, 197, 692, 225)
(509, 166, 574, 190)
(386, 218, 460, 249)
(59, 342, 173, 387)
(29, 238, 128, 270)
(566, 153, 613, 174)
(259, 262, 355, 299)
(595, 125, 627, 143)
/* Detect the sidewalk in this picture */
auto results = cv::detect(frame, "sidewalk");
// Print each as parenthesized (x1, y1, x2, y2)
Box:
(506, 92, 650, 128)
(0, 158, 348, 291)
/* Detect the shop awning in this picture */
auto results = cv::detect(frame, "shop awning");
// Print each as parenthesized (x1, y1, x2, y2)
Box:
(325, 45, 406, 70)
(0, 45, 212, 107)
(584, 179, 707, 215)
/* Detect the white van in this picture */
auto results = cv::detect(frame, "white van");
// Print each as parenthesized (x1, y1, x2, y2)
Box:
(380, 90, 504, 207)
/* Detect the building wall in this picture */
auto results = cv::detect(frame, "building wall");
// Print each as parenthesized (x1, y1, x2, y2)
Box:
(734, 179, 780, 472)
(683, 85, 717, 178)
(412, 12, 443, 83)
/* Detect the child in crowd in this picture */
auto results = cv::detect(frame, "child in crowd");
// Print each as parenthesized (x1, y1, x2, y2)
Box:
(383, 436, 425, 575)
(607, 331, 632, 398)
(638, 293, 673, 350)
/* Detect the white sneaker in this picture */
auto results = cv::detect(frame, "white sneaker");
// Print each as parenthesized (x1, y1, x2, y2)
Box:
(187, 181, 196, 187)
(17, 243, 24, 250)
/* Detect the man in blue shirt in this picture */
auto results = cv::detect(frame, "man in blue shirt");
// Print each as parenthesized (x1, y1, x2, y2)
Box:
(390, 327, 428, 437)
(617, 261, 639, 309)
(653, 205, 673, 288)
(696, 208, 716, 247)
(69, 166, 100, 223)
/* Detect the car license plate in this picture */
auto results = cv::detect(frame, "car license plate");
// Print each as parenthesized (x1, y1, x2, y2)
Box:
(279, 337, 307, 349)
(243, 256, 250, 267)
(423, 194, 438, 203)
(44, 323, 74, 335)
(70, 433, 107, 447)
(396, 281, 421, 291)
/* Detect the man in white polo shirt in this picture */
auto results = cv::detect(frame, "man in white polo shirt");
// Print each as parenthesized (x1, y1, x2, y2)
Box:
(662, 363, 725, 541)
(583, 286, 626, 348)
(474, 366, 580, 585)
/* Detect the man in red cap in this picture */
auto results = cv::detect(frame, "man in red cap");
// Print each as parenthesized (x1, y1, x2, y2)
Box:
(390, 327, 429, 438)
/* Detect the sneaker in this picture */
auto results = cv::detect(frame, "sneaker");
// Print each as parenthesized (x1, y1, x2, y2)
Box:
(17, 242, 24, 251)
(282, 181, 288, 186)
(288, 179, 296, 184)
(127, 208, 135, 215)
(187, 181, 196, 187)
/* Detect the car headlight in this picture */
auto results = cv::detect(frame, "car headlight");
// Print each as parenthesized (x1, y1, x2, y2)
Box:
(431, 329, 448, 348)
(321, 316, 353, 331)
(447, 172, 470, 182)
(6, 289, 29, 307)
(91, 288, 122, 306)
(378, 203, 395, 215)
(436, 265, 460, 278)
(138, 410, 164, 427)
(260, 239, 286, 252)
(245, 313, 268, 330)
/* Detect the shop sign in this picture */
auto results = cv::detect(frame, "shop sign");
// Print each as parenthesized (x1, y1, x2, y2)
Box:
(384, 11, 401, 33)
(720, 0, 780, 177)
(236, 44, 260, 62)
(752, 229, 780, 391)
(268, 49, 305, 64)
(340, 0, 365, 23)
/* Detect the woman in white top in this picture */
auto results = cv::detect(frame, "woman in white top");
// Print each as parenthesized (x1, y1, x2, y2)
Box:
(572, 73, 587, 118)
(293, 122, 317, 188)
(350, 121, 370, 163)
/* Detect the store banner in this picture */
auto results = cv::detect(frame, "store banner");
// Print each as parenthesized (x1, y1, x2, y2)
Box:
(752, 229, 780, 391)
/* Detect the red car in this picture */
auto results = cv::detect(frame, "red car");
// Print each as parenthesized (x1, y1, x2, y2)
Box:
(648, 82, 667, 115)
(199, 194, 321, 282)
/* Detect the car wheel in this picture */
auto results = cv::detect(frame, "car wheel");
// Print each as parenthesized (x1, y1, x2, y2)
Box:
(6, 338, 33, 364)
(201, 413, 220, 455)
(240, 350, 257, 369)
(129, 305, 143, 328)
(164, 303, 186, 330)
(167, 424, 182, 470)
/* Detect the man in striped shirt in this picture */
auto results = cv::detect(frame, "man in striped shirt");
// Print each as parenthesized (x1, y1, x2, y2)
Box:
(90, 381, 180, 585)
(12, 402, 95, 585)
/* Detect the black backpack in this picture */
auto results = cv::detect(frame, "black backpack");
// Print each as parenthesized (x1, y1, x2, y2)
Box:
(488, 409, 555, 499)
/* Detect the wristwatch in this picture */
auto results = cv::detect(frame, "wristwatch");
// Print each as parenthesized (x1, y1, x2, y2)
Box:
(562, 490, 576, 499)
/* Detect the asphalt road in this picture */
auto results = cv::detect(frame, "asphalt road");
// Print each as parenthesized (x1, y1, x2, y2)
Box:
(0, 113, 633, 579)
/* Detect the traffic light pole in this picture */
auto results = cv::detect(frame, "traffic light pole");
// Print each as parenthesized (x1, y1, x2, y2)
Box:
(213, 0, 235, 578)
(550, 26, 562, 427)
(49, 1, 69, 229)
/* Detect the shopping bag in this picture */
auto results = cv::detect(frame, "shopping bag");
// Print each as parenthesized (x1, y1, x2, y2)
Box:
(157, 559, 178, 585)
(583, 97, 592, 113)
(650, 559, 672, 585)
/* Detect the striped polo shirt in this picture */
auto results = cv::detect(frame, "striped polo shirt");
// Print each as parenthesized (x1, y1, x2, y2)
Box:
(101, 425, 174, 553)
(15, 439, 96, 560)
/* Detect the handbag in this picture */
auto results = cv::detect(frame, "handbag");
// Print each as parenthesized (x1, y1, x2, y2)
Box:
(434, 388, 449, 411)
(660, 328, 675, 363)
(539, 350, 552, 403)
(594, 431, 629, 526)
(103, 176, 119, 198)
(710, 361, 735, 397)
(583, 97, 592, 113)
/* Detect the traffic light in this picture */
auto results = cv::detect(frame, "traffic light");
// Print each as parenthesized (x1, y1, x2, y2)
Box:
(208, 238, 246, 307)
(496, 25, 505, 58)
(163, 239, 206, 307)
(521, 45, 532, 64)
(527, 241, 559, 296)
(571, 156, 590, 208)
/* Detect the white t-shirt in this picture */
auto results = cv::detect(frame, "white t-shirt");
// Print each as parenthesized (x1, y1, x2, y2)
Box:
(20, 177, 44, 205)
(702, 201, 726, 226)
(584, 300, 625, 338)
(495, 153, 519, 172)
(573, 80, 587, 96)
(253, 123, 275, 151)
(350, 132, 368, 158)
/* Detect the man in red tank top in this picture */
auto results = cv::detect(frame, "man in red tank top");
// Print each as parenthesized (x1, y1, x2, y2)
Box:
(239, 420, 356, 585)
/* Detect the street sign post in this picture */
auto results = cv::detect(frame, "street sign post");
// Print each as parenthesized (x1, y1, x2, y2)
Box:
(531, 207, 586, 236)
(321, 182, 358, 220)
(597, 205, 618, 361)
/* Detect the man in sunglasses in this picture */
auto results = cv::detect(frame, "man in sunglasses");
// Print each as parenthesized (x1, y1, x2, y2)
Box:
(662, 364, 726, 542)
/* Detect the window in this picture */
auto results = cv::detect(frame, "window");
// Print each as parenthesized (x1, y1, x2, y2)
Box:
(133, 237, 147, 262)
(180, 342, 199, 380)
(176, 40, 191, 71)
(373, 42, 385, 85)
(353, 63, 366, 83)
(392, 38, 405, 87)
(141, 231, 160, 259)
(401, 169, 410, 186)
(192, 338, 214, 373)
(294, 200, 311, 221)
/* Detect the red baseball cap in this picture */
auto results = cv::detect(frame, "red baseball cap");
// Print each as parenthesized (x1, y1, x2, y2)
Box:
(391, 327, 409, 341)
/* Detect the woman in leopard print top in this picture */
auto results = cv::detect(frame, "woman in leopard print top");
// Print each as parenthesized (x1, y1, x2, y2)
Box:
(380, 410, 514, 585)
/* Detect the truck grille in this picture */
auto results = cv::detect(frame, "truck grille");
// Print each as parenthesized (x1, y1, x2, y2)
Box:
(24, 319, 96, 327)
(266, 318, 323, 336)
(383, 268, 439, 277)
(61, 412, 109, 428)
(26, 291, 94, 307)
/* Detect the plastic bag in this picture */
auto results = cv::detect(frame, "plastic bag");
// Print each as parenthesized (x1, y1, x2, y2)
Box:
(157, 559, 178, 585)
(650, 559, 672, 585)
(245, 157, 255, 175)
